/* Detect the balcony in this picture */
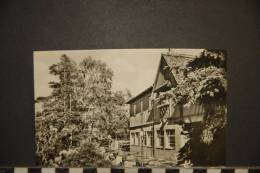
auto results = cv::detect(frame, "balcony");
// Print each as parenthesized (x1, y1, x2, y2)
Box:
(130, 110, 150, 128)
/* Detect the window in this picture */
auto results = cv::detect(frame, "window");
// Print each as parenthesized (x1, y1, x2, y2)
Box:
(147, 131, 153, 147)
(141, 101, 143, 113)
(133, 105, 136, 116)
(157, 130, 164, 148)
(131, 133, 135, 145)
(130, 104, 134, 116)
(135, 132, 140, 145)
(148, 97, 152, 110)
(143, 131, 147, 146)
(166, 129, 175, 149)
(159, 105, 170, 117)
(136, 101, 141, 114)
(143, 95, 149, 111)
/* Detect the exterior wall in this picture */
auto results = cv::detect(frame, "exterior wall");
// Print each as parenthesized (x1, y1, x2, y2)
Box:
(130, 145, 153, 159)
(155, 148, 178, 161)
(153, 123, 184, 151)
(128, 56, 206, 162)
(130, 109, 150, 127)
(130, 123, 186, 162)
(130, 145, 178, 161)
(129, 91, 151, 117)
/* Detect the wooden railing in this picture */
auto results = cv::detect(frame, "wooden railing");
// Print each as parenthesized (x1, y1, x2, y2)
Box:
(130, 110, 150, 127)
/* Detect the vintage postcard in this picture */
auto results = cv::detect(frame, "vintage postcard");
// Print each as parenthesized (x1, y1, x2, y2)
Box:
(34, 49, 227, 167)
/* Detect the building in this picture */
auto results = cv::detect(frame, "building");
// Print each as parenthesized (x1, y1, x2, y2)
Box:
(126, 52, 205, 163)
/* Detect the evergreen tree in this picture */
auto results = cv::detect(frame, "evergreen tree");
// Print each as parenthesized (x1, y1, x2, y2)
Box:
(35, 55, 131, 167)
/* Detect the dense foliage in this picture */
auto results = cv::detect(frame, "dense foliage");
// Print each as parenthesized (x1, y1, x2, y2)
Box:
(155, 49, 227, 166)
(35, 55, 131, 167)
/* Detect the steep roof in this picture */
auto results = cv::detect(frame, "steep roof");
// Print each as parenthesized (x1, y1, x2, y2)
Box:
(126, 86, 153, 104)
(152, 57, 172, 92)
(162, 53, 196, 84)
(126, 52, 197, 104)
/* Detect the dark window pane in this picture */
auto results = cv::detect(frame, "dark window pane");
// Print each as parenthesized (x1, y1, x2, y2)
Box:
(166, 169, 179, 173)
(143, 95, 149, 111)
(83, 168, 97, 173)
(28, 168, 41, 173)
(136, 101, 141, 113)
(138, 168, 151, 173)
(130, 104, 134, 116)
(194, 169, 207, 173)
(56, 168, 69, 173)
(111, 168, 124, 173)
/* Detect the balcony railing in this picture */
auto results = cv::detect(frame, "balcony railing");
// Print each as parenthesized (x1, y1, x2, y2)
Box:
(130, 110, 150, 127)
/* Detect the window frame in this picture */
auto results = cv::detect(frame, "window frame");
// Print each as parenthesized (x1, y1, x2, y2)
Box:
(146, 131, 153, 147)
(135, 132, 140, 146)
(131, 132, 135, 145)
(166, 129, 175, 149)
(143, 131, 147, 146)
(157, 130, 164, 148)
(141, 100, 143, 113)
(133, 104, 136, 116)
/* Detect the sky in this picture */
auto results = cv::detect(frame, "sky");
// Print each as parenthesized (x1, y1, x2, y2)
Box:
(34, 49, 203, 100)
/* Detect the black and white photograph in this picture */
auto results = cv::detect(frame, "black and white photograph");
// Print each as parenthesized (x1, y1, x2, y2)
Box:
(34, 49, 227, 167)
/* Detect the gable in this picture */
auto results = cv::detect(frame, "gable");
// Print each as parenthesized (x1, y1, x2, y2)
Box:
(153, 56, 176, 92)
(163, 53, 195, 84)
(154, 70, 166, 90)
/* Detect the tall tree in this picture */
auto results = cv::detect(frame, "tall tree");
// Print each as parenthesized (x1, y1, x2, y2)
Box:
(36, 54, 80, 166)
(35, 55, 131, 167)
(78, 57, 114, 142)
(49, 54, 78, 112)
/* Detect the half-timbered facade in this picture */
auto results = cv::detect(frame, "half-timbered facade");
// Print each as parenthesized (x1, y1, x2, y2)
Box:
(126, 53, 205, 162)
